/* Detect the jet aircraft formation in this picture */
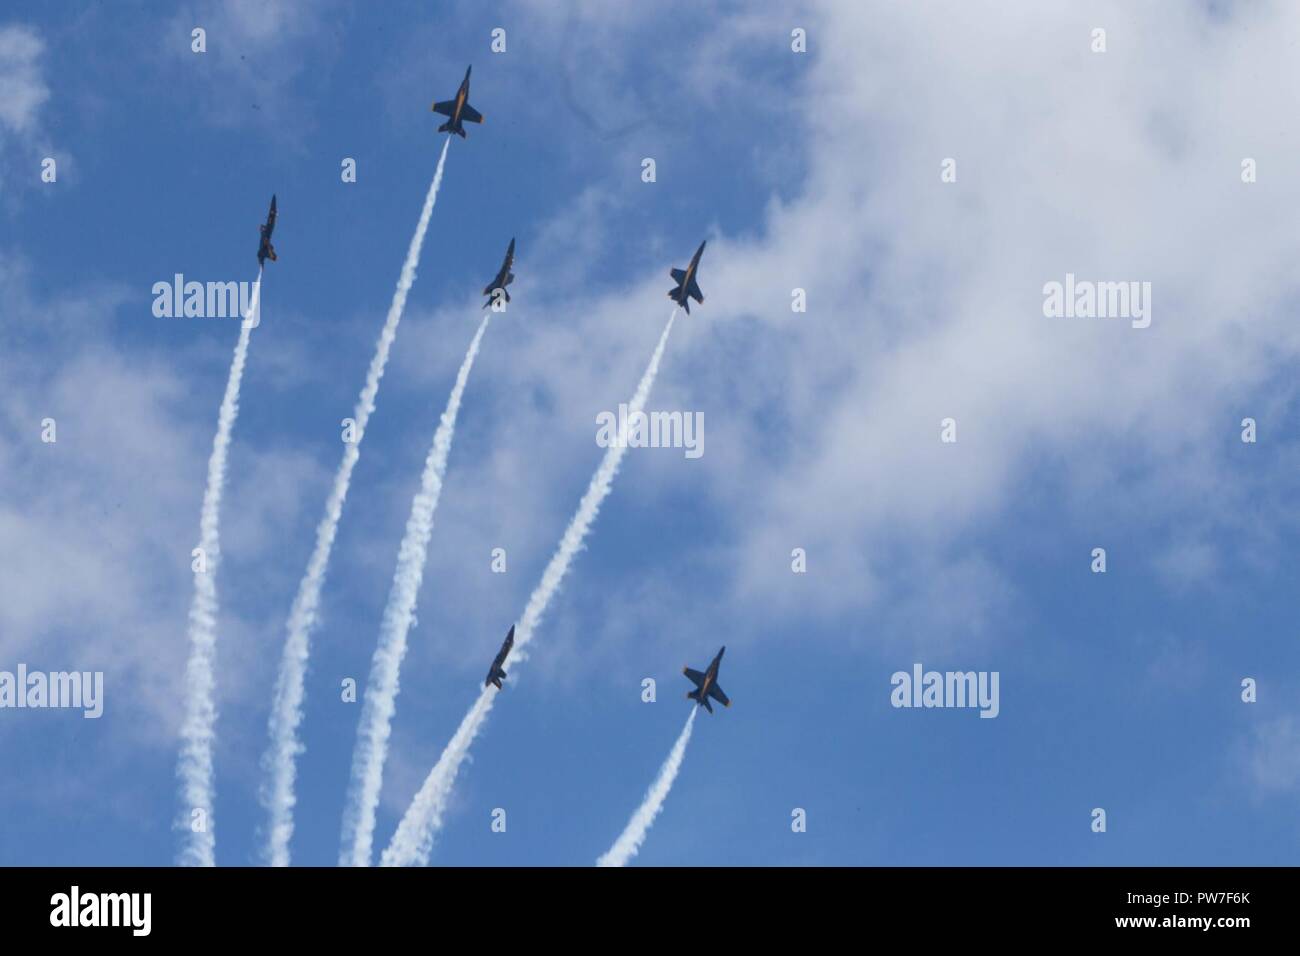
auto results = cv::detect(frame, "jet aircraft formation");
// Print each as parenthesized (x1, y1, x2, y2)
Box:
(255, 64, 719, 695)
(250, 62, 725, 844)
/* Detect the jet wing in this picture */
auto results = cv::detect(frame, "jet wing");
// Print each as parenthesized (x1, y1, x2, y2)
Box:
(707, 683, 730, 707)
(683, 667, 706, 688)
(432, 100, 456, 116)
(687, 277, 704, 304)
(670, 268, 687, 283)
(460, 103, 484, 124)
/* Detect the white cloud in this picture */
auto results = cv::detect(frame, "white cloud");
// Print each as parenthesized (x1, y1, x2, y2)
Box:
(0, 25, 48, 134)
(1246, 715, 1300, 795)
(162, 0, 342, 135)
(385, 1, 1300, 669)
(0, 259, 327, 767)
(0, 23, 59, 196)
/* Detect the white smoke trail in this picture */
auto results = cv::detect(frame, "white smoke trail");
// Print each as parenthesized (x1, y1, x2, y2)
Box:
(339, 314, 490, 867)
(260, 139, 451, 867)
(381, 308, 678, 867)
(176, 270, 263, 867)
(596, 707, 698, 867)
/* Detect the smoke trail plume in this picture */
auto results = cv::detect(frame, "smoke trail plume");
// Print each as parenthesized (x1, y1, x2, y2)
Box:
(381, 309, 678, 867)
(596, 707, 698, 867)
(339, 314, 490, 867)
(176, 270, 263, 867)
(260, 140, 451, 867)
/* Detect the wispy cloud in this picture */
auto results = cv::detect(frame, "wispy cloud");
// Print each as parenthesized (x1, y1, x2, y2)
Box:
(1246, 715, 1300, 795)
(0, 25, 48, 134)
(0, 23, 59, 197)
(160, 0, 343, 137)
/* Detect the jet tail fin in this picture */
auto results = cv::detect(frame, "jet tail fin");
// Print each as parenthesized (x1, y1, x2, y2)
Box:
(686, 688, 712, 711)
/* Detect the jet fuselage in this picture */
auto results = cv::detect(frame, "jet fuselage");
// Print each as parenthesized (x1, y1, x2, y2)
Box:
(485, 624, 515, 689)
(257, 194, 278, 266)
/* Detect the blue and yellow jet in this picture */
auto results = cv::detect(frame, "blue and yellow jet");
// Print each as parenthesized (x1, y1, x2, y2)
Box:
(667, 240, 706, 314)
(432, 65, 484, 138)
(257, 195, 277, 266)
(684, 646, 730, 713)
(485, 625, 514, 690)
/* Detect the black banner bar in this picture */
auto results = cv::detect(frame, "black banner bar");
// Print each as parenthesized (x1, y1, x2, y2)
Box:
(0, 866, 1281, 941)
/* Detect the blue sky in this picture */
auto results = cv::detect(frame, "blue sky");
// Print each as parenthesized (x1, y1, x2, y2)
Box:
(2, 0, 1299, 866)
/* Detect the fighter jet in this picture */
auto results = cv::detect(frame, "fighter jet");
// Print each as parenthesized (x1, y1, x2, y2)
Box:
(257, 195, 278, 267)
(485, 625, 515, 690)
(432, 65, 484, 138)
(482, 237, 516, 309)
(667, 240, 706, 314)
(683, 645, 730, 713)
